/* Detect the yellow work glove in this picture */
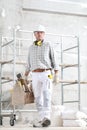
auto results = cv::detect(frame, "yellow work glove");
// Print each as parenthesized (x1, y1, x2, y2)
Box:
(53, 73, 59, 84)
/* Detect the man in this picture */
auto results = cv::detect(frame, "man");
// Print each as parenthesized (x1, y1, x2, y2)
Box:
(24, 25, 59, 127)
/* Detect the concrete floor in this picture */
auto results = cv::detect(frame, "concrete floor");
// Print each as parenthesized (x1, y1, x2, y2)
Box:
(0, 119, 87, 130)
(0, 118, 87, 130)
(0, 121, 87, 130)
(1, 109, 87, 130)
(0, 126, 87, 130)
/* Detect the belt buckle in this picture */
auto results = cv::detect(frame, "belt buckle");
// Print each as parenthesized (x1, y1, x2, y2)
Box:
(42, 69, 45, 72)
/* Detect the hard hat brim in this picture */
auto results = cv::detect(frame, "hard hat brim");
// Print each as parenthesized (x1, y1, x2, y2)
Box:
(34, 31, 45, 33)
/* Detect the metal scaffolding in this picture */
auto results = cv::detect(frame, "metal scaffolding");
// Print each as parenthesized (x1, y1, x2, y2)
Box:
(0, 29, 34, 126)
(0, 28, 17, 125)
(60, 36, 81, 110)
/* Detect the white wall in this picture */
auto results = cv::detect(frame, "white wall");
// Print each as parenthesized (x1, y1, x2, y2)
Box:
(0, 0, 87, 109)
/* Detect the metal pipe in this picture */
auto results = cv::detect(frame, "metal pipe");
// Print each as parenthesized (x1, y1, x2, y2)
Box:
(2, 80, 13, 84)
(12, 28, 17, 114)
(63, 45, 78, 52)
(2, 110, 37, 113)
(1, 39, 14, 47)
(62, 83, 78, 86)
(46, 33, 77, 38)
(0, 32, 2, 116)
(77, 37, 80, 110)
(0, 60, 13, 65)
(60, 36, 64, 105)
(2, 36, 32, 41)
(19, 29, 32, 33)
(64, 100, 79, 103)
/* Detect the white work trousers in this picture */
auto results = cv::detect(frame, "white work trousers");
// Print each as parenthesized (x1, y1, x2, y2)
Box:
(32, 70, 52, 121)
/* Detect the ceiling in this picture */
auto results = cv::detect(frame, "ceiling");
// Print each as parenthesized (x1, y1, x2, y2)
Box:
(23, 0, 87, 16)
(48, 0, 87, 4)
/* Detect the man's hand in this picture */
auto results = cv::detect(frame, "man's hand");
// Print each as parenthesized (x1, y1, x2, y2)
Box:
(23, 74, 30, 85)
(53, 70, 59, 84)
(23, 75, 28, 81)
(23, 71, 30, 81)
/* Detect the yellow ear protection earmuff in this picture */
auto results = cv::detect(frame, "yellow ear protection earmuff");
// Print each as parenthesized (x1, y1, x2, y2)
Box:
(34, 40, 42, 46)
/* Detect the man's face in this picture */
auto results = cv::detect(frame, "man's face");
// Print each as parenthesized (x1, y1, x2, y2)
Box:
(34, 31, 45, 41)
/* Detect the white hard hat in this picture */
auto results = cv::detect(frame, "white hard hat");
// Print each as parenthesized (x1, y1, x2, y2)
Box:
(34, 25, 45, 32)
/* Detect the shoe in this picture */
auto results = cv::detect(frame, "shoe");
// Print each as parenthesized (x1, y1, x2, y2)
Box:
(33, 121, 42, 127)
(42, 118, 51, 127)
(33, 118, 51, 127)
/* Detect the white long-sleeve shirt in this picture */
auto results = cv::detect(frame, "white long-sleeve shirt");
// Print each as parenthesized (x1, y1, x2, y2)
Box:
(26, 41, 59, 71)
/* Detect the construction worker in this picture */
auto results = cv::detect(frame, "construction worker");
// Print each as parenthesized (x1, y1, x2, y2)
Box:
(24, 25, 59, 127)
